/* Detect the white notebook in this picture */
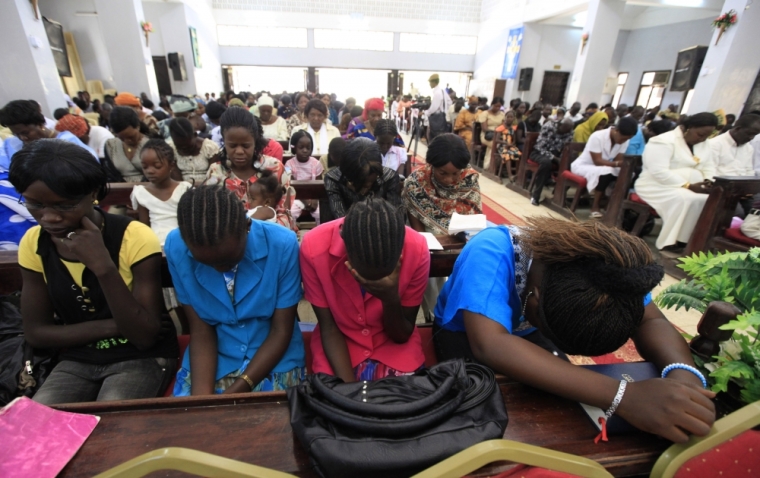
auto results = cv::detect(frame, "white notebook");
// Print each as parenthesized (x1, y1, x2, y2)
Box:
(419, 232, 444, 251)
(448, 213, 487, 236)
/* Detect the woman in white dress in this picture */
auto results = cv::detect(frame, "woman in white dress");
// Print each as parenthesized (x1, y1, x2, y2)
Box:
(258, 95, 288, 142)
(291, 100, 340, 156)
(634, 112, 718, 250)
(571, 117, 638, 218)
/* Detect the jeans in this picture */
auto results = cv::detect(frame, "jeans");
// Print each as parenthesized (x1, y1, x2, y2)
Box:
(33, 357, 177, 405)
(529, 150, 558, 202)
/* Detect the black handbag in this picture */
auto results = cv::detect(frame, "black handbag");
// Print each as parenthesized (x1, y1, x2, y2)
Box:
(287, 360, 508, 478)
(484, 130, 495, 141)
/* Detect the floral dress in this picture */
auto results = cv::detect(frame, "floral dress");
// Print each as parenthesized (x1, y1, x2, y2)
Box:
(204, 155, 292, 211)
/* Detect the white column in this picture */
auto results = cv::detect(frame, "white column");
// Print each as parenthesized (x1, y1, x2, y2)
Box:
(688, 0, 760, 114)
(94, 0, 159, 99)
(566, 0, 625, 107)
(0, 0, 67, 117)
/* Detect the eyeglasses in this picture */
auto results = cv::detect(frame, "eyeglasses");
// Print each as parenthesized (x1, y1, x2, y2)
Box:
(18, 197, 85, 212)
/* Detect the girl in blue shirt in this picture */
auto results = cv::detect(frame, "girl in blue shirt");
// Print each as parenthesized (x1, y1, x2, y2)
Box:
(434, 218, 715, 444)
(165, 185, 305, 396)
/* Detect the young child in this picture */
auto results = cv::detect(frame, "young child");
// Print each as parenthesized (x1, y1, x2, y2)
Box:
(166, 185, 305, 396)
(374, 119, 407, 177)
(247, 170, 296, 232)
(285, 130, 323, 224)
(130, 139, 192, 245)
(11, 140, 177, 404)
(300, 198, 429, 381)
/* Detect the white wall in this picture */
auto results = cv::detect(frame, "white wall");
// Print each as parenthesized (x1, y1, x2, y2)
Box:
(38, 0, 115, 88)
(616, 18, 713, 109)
(142, 2, 197, 96)
(525, 24, 582, 105)
(182, 1, 223, 97)
(214, 9, 478, 72)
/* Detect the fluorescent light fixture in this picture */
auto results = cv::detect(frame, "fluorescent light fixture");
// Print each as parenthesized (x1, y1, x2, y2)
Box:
(75, 11, 98, 16)
(662, 0, 703, 7)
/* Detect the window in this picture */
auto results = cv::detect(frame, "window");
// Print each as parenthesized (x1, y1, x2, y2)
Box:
(399, 33, 478, 55)
(635, 70, 671, 109)
(611, 73, 628, 108)
(314, 29, 393, 51)
(217, 25, 307, 48)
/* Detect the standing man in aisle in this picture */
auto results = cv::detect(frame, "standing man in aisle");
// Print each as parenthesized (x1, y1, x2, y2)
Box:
(425, 74, 452, 142)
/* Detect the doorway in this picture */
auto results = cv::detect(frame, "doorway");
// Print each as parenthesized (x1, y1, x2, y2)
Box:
(152, 56, 172, 97)
(539, 72, 570, 106)
(493, 79, 506, 101)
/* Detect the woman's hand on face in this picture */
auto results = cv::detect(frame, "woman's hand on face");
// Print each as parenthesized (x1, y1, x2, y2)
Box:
(346, 258, 401, 302)
(615, 378, 715, 443)
(61, 216, 115, 277)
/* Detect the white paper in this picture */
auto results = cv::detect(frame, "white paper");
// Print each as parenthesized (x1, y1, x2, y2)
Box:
(420, 232, 444, 251)
(448, 213, 487, 236)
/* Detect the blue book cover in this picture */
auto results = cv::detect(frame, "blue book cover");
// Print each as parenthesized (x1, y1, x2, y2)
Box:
(579, 362, 659, 434)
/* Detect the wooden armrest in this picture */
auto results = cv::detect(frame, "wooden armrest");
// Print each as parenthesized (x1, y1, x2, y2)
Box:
(650, 401, 760, 478)
(411, 439, 613, 478)
(94, 447, 297, 478)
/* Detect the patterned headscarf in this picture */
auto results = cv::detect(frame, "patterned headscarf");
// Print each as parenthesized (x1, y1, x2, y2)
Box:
(55, 114, 89, 138)
(168, 95, 198, 113)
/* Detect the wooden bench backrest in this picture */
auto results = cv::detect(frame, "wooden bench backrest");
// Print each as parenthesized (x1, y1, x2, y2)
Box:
(602, 155, 641, 229)
(685, 176, 760, 255)
(556, 142, 586, 174)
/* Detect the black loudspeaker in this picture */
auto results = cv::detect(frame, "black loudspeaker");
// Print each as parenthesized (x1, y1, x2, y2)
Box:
(671, 46, 707, 92)
(518, 68, 533, 91)
(167, 53, 188, 81)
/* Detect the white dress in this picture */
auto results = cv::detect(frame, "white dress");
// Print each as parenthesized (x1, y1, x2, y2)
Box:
(261, 116, 289, 142)
(86, 125, 114, 159)
(571, 129, 629, 192)
(634, 128, 715, 249)
(130, 182, 192, 245)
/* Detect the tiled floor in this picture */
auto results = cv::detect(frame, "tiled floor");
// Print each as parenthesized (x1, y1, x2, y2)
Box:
(300, 132, 703, 336)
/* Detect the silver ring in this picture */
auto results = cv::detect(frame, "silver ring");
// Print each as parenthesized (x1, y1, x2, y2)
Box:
(66, 232, 76, 240)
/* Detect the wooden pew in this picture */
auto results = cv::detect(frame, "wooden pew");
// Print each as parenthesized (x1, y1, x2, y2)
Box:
(545, 143, 586, 218)
(684, 176, 760, 255)
(601, 155, 641, 231)
(53, 374, 669, 477)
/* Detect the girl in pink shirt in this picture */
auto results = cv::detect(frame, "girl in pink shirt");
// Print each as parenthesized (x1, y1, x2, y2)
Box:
(286, 130, 323, 223)
(299, 198, 430, 381)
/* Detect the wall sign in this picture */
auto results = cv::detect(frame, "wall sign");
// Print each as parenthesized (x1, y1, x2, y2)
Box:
(189, 26, 202, 68)
(501, 26, 524, 80)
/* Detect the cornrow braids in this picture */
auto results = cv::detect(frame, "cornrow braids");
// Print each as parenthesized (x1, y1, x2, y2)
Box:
(176, 185, 247, 247)
(218, 106, 268, 172)
(342, 198, 405, 278)
(373, 118, 398, 138)
(140, 138, 176, 165)
(520, 217, 664, 356)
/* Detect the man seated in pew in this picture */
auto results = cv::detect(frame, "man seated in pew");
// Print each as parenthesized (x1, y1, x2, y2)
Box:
(11, 140, 178, 404)
(433, 217, 716, 443)
(570, 117, 637, 218)
(166, 186, 305, 395)
(300, 198, 429, 382)
(707, 113, 760, 217)
(324, 138, 402, 219)
(528, 118, 574, 206)
(634, 113, 718, 251)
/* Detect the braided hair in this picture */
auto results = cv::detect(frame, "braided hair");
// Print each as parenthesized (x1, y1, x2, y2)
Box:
(218, 106, 268, 171)
(177, 185, 248, 247)
(140, 138, 176, 166)
(340, 137, 383, 190)
(520, 217, 664, 356)
(342, 198, 405, 278)
(374, 119, 397, 138)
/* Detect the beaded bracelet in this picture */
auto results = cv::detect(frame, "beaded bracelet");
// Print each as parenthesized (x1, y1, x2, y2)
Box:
(661, 363, 708, 389)
(594, 380, 627, 444)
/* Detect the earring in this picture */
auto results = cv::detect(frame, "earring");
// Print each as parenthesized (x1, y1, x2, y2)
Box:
(93, 200, 99, 205)
(521, 290, 534, 318)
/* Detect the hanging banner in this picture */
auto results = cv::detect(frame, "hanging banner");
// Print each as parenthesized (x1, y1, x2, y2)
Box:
(501, 26, 524, 80)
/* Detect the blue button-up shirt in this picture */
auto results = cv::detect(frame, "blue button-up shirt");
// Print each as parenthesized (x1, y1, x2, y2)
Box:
(165, 220, 304, 380)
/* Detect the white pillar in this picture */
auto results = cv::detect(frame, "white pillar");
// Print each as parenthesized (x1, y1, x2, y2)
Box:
(566, 0, 625, 107)
(504, 23, 543, 103)
(0, 0, 67, 117)
(688, 0, 760, 115)
(94, 0, 159, 99)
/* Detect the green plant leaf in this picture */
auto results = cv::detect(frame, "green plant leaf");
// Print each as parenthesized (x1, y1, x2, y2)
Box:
(710, 360, 755, 393)
(655, 280, 707, 312)
(740, 379, 760, 404)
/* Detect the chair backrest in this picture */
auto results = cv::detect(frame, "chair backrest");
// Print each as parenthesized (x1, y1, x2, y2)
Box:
(522, 132, 539, 162)
(472, 121, 483, 147)
(556, 142, 586, 174)
(602, 155, 641, 229)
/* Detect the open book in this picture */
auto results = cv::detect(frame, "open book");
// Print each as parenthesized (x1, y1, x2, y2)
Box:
(0, 396, 100, 478)
(579, 362, 658, 434)
(448, 212, 487, 237)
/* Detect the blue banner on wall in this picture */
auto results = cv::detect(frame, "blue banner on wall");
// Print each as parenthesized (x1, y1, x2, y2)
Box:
(501, 26, 524, 79)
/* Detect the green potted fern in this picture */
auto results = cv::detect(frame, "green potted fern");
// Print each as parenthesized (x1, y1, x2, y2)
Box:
(656, 247, 760, 407)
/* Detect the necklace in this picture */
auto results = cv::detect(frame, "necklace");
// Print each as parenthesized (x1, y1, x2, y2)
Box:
(521, 290, 533, 318)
